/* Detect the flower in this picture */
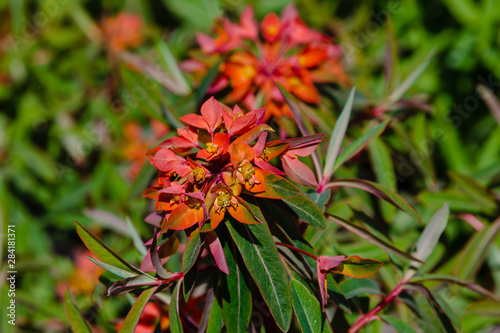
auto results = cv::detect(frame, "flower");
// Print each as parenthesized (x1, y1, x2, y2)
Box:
(181, 5, 349, 122)
(102, 13, 144, 52)
(145, 97, 323, 237)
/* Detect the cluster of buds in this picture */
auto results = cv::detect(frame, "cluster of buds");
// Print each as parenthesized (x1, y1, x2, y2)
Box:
(145, 97, 323, 232)
(181, 5, 349, 121)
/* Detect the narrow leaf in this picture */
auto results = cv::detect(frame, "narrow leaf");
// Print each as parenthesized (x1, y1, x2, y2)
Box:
(323, 88, 355, 180)
(331, 255, 383, 278)
(226, 220, 293, 331)
(118, 286, 159, 333)
(170, 280, 184, 333)
(151, 228, 171, 279)
(64, 290, 92, 333)
(87, 257, 137, 279)
(125, 217, 148, 257)
(182, 228, 202, 273)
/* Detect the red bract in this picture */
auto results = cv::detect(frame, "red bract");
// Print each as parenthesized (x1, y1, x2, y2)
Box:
(146, 97, 322, 235)
(181, 5, 349, 121)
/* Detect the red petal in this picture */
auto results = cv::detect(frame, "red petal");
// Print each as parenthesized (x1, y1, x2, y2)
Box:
(200, 97, 223, 133)
(207, 231, 230, 274)
(180, 114, 209, 131)
(282, 155, 318, 187)
(231, 143, 255, 168)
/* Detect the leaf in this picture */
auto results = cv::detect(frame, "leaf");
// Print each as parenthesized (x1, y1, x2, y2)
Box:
(170, 280, 184, 333)
(155, 39, 190, 96)
(326, 179, 422, 223)
(334, 121, 389, 173)
(108, 275, 160, 296)
(386, 50, 435, 104)
(196, 59, 222, 104)
(405, 203, 449, 280)
(118, 286, 159, 333)
(276, 82, 312, 136)
(64, 290, 92, 333)
(418, 190, 485, 213)
(331, 255, 383, 278)
(291, 279, 322, 333)
(381, 315, 417, 333)
(477, 84, 500, 126)
(221, 234, 252, 333)
(326, 275, 351, 314)
(125, 217, 147, 257)
(283, 194, 327, 230)
(226, 220, 293, 331)
(207, 231, 229, 274)
(339, 278, 383, 299)
(323, 88, 356, 180)
(254, 170, 300, 199)
(327, 215, 423, 262)
(206, 289, 224, 333)
(74, 221, 149, 276)
(305, 189, 331, 212)
(465, 300, 500, 317)
(410, 274, 498, 301)
(182, 228, 202, 273)
(151, 228, 171, 279)
(87, 257, 137, 279)
(455, 216, 500, 280)
(448, 171, 496, 213)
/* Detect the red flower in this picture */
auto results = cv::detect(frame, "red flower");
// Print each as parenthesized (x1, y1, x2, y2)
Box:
(181, 5, 349, 121)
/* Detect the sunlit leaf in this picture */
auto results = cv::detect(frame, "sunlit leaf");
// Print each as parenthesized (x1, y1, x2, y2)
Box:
(332, 255, 383, 278)
(118, 286, 159, 333)
(64, 290, 92, 333)
(283, 193, 327, 230)
(291, 279, 322, 333)
(182, 228, 202, 273)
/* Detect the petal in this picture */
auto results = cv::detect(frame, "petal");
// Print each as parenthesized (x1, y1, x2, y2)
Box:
(229, 198, 260, 224)
(166, 203, 199, 230)
(209, 206, 226, 230)
(231, 143, 255, 168)
(196, 32, 216, 54)
(200, 97, 223, 133)
(180, 114, 209, 131)
(207, 231, 230, 274)
(282, 155, 318, 187)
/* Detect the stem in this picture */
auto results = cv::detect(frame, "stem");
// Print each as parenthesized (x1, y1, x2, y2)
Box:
(160, 265, 216, 285)
(349, 281, 404, 333)
(276, 242, 318, 260)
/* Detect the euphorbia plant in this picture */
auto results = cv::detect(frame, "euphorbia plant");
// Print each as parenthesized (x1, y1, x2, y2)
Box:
(70, 96, 387, 332)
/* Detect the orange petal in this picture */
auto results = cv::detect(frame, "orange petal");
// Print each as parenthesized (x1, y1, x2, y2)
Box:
(229, 199, 259, 224)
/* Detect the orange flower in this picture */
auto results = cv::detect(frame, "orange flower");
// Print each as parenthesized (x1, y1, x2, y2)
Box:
(102, 13, 144, 52)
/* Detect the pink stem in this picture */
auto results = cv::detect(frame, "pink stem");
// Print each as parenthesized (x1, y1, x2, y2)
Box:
(276, 242, 318, 260)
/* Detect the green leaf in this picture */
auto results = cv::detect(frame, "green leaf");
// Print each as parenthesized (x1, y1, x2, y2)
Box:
(221, 236, 252, 333)
(125, 217, 147, 257)
(196, 59, 221, 104)
(326, 275, 351, 314)
(334, 121, 389, 173)
(255, 171, 300, 199)
(455, 217, 500, 280)
(226, 220, 293, 331)
(331, 256, 383, 278)
(418, 190, 485, 213)
(291, 279, 322, 333)
(381, 315, 417, 333)
(323, 88, 356, 180)
(339, 278, 383, 299)
(327, 179, 422, 223)
(87, 257, 137, 279)
(283, 193, 327, 230)
(449, 171, 497, 213)
(64, 290, 92, 333)
(118, 286, 159, 333)
(74, 221, 148, 276)
(182, 228, 202, 273)
(155, 39, 190, 96)
(405, 203, 449, 280)
(206, 290, 224, 333)
(169, 280, 184, 333)
(305, 189, 331, 212)
(108, 275, 160, 296)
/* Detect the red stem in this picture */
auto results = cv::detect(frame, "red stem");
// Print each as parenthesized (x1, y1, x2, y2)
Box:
(275, 242, 318, 260)
(349, 281, 404, 333)
(160, 265, 216, 285)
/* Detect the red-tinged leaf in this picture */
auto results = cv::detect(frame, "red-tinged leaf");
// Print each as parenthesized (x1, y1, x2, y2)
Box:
(276, 82, 311, 137)
(282, 155, 318, 187)
(253, 170, 300, 199)
(75, 221, 147, 276)
(229, 198, 261, 224)
(200, 97, 223, 133)
(180, 113, 209, 130)
(88, 257, 137, 279)
(159, 136, 196, 152)
(326, 179, 422, 223)
(108, 275, 160, 296)
(261, 141, 290, 161)
(165, 203, 199, 231)
(330, 255, 383, 278)
(209, 206, 226, 231)
(231, 124, 274, 146)
(231, 113, 256, 135)
(317, 255, 345, 307)
(226, 220, 293, 331)
(255, 158, 285, 176)
(281, 133, 325, 151)
(150, 228, 171, 279)
(317, 266, 328, 307)
(207, 231, 229, 274)
(318, 255, 346, 271)
(151, 148, 183, 172)
(182, 228, 203, 273)
(118, 286, 159, 333)
(231, 143, 255, 168)
(64, 290, 92, 333)
(170, 280, 184, 333)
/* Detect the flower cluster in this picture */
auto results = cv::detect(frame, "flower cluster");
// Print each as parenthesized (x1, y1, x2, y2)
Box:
(145, 97, 323, 231)
(102, 13, 144, 52)
(181, 5, 349, 121)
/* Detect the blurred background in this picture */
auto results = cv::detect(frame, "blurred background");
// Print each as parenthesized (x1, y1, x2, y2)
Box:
(1, 0, 499, 332)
